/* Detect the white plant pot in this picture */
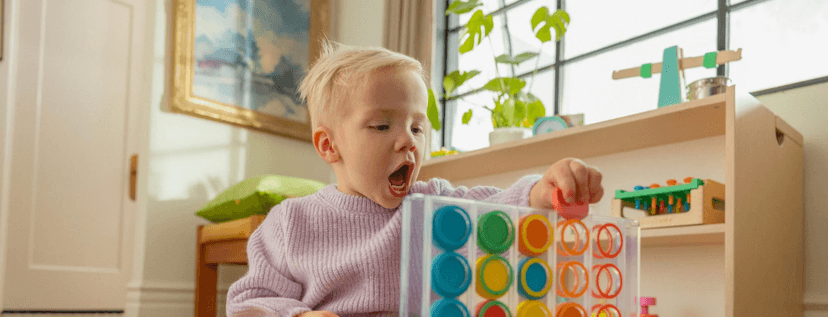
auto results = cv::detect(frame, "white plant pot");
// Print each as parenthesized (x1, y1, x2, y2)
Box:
(489, 127, 531, 146)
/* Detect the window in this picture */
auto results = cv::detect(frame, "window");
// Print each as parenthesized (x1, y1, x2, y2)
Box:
(434, 0, 828, 153)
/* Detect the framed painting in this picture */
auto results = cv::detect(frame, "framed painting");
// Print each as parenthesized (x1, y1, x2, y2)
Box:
(171, 0, 329, 142)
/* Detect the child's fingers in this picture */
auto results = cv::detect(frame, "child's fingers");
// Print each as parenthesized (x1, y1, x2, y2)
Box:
(588, 167, 603, 203)
(548, 163, 576, 203)
(569, 160, 590, 203)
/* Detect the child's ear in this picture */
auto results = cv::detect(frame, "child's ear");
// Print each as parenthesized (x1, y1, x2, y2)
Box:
(313, 126, 340, 164)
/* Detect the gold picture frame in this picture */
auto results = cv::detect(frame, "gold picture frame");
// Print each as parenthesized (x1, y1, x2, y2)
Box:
(170, 0, 330, 142)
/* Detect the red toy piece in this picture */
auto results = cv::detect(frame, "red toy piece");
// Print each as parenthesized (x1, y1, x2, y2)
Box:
(640, 296, 657, 317)
(551, 187, 589, 220)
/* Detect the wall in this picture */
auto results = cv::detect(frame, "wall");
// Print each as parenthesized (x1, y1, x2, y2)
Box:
(0, 0, 15, 310)
(453, 82, 828, 316)
(125, 0, 386, 316)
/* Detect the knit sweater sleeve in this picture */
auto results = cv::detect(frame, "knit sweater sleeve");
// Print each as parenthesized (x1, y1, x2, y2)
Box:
(225, 204, 311, 317)
(411, 174, 543, 207)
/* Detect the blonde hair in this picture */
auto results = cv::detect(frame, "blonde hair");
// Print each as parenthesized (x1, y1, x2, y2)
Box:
(298, 39, 429, 131)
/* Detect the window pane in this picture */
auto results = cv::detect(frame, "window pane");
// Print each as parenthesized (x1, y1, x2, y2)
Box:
(729, 0, 828, 92)
(563, 0, 716, 59)
(452, 14, 509, 95)
(447, 92, 501, 152)
(446, 67, 553, 153)
(449, 1, 556, 96)
(562, 20, 717, 125)
(524, 69, 555, 116)
(450, 0, 503, 29)
(505, 0, 557, 75)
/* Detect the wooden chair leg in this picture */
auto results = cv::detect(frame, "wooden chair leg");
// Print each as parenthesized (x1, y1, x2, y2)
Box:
(196, 225, 218, 317)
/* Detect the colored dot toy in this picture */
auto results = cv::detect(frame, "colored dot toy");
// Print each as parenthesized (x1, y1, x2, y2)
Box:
(432, 252, 472, 298)
(432, 298, 472, 317)
(478, 211, 515, 254)
(476, 300, 512, 317)
(476, 255, 513, 299)
(399, 195, 640, 317)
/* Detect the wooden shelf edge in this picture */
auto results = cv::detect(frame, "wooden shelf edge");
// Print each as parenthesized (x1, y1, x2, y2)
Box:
(641, 223, 725, 248)
(420, 92, 729, 182)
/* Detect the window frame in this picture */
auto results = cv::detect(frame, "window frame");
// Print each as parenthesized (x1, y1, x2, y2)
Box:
(435, 0, 777, 150)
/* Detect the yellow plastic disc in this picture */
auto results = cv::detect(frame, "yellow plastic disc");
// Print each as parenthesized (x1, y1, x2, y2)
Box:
(517, 300, 551, 317)
(475, 255, 513, 299)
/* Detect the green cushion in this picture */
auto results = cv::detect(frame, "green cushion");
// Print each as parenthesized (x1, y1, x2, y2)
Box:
(196, 175, 327, 223)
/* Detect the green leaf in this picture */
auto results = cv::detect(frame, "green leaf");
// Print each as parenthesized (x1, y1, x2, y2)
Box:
(518, 91, 540, 103)
(483, 77, 526, 96)
(459, 10, 494, 54)
(532, 7, 569, 43)
(526, 99, 546, 125)
(427, 89, 441, 131)
(512, 99, 527, 127)
(446, 0, 483, 15)
(462, 109, 473, 124)
(443, 70, 481, 96)
(495, 52, 539, 65)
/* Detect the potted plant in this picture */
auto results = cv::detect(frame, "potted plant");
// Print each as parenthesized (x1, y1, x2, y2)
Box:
(427, 0, 570, 147)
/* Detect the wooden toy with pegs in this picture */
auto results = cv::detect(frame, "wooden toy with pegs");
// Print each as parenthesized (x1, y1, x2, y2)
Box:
(611, 178, 725, 229)
(612, 47, 742, 108)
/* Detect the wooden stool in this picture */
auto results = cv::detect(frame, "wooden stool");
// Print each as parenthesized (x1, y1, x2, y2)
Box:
(195, 215, 266, 317)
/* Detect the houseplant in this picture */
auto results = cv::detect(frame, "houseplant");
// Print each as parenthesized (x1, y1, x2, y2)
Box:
(427, 0, 570, 146)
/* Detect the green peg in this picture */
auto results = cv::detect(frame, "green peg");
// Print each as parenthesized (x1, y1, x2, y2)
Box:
(703, 52, 718, 69)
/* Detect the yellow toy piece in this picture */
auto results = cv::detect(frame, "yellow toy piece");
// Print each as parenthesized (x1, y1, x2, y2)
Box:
(517, 300, 551, 317)
(430, 147, 461, 158)
(475, 254, 512, 300)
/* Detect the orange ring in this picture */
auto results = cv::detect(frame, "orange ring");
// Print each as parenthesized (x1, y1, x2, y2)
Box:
(592, 263, 622, 299)
(557, 220, 588, 256)
(590, 304, 621, 317)
(596, 224, 623, 259)
(555, 262, 575, 297)
(590, 265, 608, 298)
(556, 221, 577, 256)
(556, 261, 588, 298)
(591, 225, 610, 259)
(555, 302, 586, 317)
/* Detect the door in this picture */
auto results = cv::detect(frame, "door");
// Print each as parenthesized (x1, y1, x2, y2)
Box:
(4, 0, 145, 309)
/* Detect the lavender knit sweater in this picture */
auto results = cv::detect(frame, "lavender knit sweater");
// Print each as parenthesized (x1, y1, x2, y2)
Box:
(226, 174, 543, 317)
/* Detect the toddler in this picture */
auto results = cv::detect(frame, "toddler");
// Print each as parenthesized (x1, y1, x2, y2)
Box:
(226, 40, 604, 317)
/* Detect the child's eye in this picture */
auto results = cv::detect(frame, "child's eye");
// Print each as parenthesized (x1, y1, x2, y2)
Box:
(373, 125, 390, 131)
(412, 127, 422, 134)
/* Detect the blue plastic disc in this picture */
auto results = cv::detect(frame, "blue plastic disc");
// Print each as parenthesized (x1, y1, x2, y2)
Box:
(433, 205, 471, 252)
(517, 257, 551, 300)
(431, 298, 470, 317)
(431, 252, 472, 298)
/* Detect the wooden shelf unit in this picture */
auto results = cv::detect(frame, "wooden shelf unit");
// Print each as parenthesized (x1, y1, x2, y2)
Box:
(641, 223, 725, 247)
(420, 87, 805, 317)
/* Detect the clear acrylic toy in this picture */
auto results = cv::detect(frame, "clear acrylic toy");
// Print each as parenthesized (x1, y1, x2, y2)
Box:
(399, 194, 640, 317)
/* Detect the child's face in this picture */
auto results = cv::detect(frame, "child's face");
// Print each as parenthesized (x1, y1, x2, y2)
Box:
(332, 68, 429, 209)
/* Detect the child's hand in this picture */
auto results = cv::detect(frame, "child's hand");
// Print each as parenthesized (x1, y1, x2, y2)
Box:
(298, 311, 340, 317)
(530, 158, 603, 212)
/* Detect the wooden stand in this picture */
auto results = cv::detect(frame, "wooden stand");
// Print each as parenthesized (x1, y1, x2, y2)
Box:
(611, 179, 725, 229)
(195, 215, 265, 317)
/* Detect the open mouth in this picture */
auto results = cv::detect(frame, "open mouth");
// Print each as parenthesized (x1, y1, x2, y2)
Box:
(389, 162, 413, 197)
